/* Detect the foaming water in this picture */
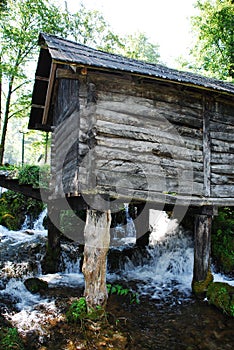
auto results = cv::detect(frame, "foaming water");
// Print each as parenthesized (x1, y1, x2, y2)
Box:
(108, 210, 194, 302)
(0, 208, 233, 343)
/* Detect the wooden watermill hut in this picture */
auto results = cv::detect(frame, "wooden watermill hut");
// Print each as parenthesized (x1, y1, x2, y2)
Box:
(29, 33, 234, 308)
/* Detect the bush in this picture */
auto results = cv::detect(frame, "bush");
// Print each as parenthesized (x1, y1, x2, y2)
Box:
(0, 191, 45, 230)
(18, 164, 50, 189)
(0, 327, 25, 350)
(212, 207, 234, 275)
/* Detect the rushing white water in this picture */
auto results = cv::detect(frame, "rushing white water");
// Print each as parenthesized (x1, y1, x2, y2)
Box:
(0, 208, 233, 343)
(112, 203, 136, 245)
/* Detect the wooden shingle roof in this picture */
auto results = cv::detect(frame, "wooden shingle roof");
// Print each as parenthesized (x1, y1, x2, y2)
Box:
(29, 32, 234, 130)
(40, 32, 234, 95)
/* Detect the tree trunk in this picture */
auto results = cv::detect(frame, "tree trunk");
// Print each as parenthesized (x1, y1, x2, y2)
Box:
(82, 209, 111, 311)
(0, 78, 13, 164)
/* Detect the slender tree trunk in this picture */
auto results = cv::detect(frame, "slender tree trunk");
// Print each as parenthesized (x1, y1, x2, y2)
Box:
(0, 56, 2, 128)
(82, 209, 111, 311)
(44, 132, 49, 163)
(0, 77, 13, 164)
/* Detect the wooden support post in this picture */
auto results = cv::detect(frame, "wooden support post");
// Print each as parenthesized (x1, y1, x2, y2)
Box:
(82, 209, 111, 311)
(192, 206, 214, 296)
(135, 203, 151, 246)
(42, 202, 61, 274)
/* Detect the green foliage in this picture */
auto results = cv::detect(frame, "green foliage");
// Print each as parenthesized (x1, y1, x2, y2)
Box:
(0, 190, 44, 230)
(66, 297, 105, 324)
(107, 284, 140, 304)
(119, 32, 161, 64)
(0, 327, 25, 350)
(0, 0, 68, 163)
(18, 164, 50, 188)
(190, 0, 234, 80)
(0, 0, 161, 164)
(212, 207, 234, 274)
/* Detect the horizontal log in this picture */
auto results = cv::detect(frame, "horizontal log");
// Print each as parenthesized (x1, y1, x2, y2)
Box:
(211, 152, 234, 164)
(97, 99, 202, 129)
(91, 73, 203, 110)
(211, 139, 234, 153)
(211, 164, 234, 175)
(95, 133, 203, 163)
(211, 131, 234, 142)
(211, 185, 234, 197)
(95, 169, 203, 195)
(78, 185, 234, 207)
(210, 120, 234, 133)
(211, 173, 234, 185)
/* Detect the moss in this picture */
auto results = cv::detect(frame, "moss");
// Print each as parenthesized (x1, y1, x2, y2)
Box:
(207, 282, 234, 317)
(0, 327, 25, 350)
(192, 270, 214, 297)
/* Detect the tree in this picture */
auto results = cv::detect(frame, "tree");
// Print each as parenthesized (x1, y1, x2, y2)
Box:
(0, 0, 161, 165)
(119, 31, 161, 64)
(190, 0, 234, 80)
(0, 0, 68, 164)
(64, 3, 123, 53)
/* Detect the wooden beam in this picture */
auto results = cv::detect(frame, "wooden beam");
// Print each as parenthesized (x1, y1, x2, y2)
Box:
(42, 62, 57, 125)
(35, 76, 49, 82)
(203, 96, 211, 197)
(56, 68, 80, 80)
(0, 175, 49, 202)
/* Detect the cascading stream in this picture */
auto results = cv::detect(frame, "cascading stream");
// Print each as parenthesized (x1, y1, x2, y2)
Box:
(0, 208, 233, 344)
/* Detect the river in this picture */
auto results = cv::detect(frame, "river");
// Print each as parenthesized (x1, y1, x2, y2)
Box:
(0, 209, 233, 349)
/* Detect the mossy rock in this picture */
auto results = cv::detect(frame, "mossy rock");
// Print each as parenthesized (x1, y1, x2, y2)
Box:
(207, 282, 234, 317)
(24, 278, 48, 294)
(192, 270, 214, 297)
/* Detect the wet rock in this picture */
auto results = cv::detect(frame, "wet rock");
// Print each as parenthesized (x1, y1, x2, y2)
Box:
(23, 229, 35, 235)
(24, 277, 49, 294)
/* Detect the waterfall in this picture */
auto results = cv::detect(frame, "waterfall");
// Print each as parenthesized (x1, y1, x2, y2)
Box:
(108, 210, 194, 302)
(112, 203, 136, 246)
(33, 208, 47, 231)
(0, 208, 234, 345)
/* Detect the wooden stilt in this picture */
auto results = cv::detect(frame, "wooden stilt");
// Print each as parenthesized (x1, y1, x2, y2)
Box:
(192, 206, 213, 296)
(135, 203, 151, 246)
(82, 209, 111, 311)
(42, 202, 61, 274)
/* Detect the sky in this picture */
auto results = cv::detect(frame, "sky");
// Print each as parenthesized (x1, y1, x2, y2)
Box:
(58, 0, 198, 68)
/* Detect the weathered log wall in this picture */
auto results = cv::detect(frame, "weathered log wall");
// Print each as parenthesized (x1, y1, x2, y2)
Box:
(51, 68, 234, 204)
(210, 98, 234, 197)
(78, 72, 203, 199)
